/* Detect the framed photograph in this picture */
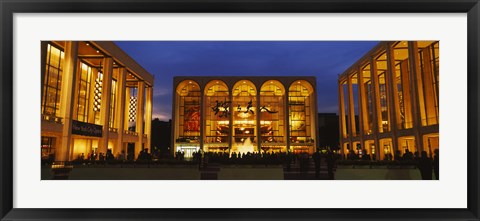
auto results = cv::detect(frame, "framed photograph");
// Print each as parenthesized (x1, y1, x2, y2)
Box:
(1, 0, 479, 220)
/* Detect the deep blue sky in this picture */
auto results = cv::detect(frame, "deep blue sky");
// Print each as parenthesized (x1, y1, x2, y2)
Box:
(115, 41, 379, 121)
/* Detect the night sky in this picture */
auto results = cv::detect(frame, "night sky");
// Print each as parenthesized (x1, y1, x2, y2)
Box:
(115, 41, 379, 121)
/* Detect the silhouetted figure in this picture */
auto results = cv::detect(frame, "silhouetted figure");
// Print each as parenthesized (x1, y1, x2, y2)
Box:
(433, 149, 439, 180)
(417, 151, 433, 180)
(326, 150, 335, 180)
(313, 150, 321, 179)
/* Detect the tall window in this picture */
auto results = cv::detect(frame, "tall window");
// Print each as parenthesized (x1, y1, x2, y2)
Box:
(417, 41, 439, 126)
(204, 80, 229, 151)
(109, 78, 117, 129)
(375, 52, 390, 132)
(361, 63, 374, 134)
(175, 80, 201, 143)
(393, 41, 413, 129)
(76, 62, 93, 122)
(260, 80, 286, 152)
(289, 80, 314, 145)
(232, 80, 257, 152)
(42, 43, 64, 117)
(351, 74, 359, 136)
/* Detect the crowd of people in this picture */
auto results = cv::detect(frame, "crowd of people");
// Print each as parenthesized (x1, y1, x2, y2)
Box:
(344, 148, 440, 180)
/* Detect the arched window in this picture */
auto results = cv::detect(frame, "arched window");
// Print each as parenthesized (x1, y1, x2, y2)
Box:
(288, 80, 315, 153)
(174, 80, 201, 157)
(232, 80, 257, 153)
(259, 80, 286, 152)
(204, 80, 229, 152)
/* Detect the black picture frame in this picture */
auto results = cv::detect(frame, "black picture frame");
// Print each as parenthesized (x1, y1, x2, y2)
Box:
(1, 0, 479, 220)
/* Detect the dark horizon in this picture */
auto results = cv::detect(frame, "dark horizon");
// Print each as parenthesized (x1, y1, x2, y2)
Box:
(115, 41, 379, 121)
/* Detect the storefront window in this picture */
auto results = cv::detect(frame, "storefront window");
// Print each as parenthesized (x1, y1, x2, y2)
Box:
(260, 80, 286, 152)
(42, 43, 64, 117)
(41, 136, 56, 161)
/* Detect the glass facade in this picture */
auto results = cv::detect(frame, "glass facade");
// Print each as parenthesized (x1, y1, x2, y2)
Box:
(339, 41, 439, 160)
(174, 80, 201, 156)
(288, 80, 314, 152)
(232, 80, 257, 153)
(173, 77, 318, 156)
(260, 80, 286, 152)
(41, 41, 154, 162)
(42, 43, 64, 118)
(204, 80, 230, 151)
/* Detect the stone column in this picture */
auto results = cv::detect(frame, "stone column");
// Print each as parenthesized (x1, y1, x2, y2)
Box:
(57, 41, 78, 162)
(285, 87, 291, 152)
(135, 81, 145, 159)
(408, 41, 425, 153)
(144, 86, 153, 152)
(370, 56, 381, 160)
(98, 57, 113, 156)
(256, 89, 261, 152)
(115, 67, 127, 157)
(386, 44, 399, 157)
(357, 66, 366, 151)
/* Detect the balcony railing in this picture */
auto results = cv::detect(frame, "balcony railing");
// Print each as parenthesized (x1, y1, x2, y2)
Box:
(42, 114, 63, 124)
(109, 128, 118, 133)
(124, 130, 138, 136)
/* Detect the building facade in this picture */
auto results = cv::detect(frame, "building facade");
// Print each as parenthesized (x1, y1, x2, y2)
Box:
(338, 41, 439, 160)
(41, 41, 154, 162)
(172, 76, 318, 157)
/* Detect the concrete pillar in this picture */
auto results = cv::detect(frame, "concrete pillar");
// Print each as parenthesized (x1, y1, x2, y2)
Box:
(115, 68, 127, 156)
(385, 44, 399, 156)
(200, 86, 205, 152)
(57, 41, 78, 161)
(285, 87, 291, 152)
(144, 86, 153, 152)
(135, 81, 145, 159)
(256, 89, 261, 152)
(357, 66, 366, 151)
(228, 88, 233, 153)
(98, 57, 113, 155)
(370, 56, 381, 160)
(347, 75, 356, 138)
(409, 41, 425, 153)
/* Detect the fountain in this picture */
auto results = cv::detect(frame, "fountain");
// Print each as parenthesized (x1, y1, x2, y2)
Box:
(234, 137, 255, 155)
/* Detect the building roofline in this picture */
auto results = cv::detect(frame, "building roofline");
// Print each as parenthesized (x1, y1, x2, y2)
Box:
(92, 41, 155, 86)
(338, 41, 393, 82)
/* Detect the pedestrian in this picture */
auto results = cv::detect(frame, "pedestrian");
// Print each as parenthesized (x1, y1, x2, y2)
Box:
(417, 151, 433, 180)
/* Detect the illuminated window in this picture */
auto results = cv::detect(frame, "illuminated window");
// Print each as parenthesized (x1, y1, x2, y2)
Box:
(175, 80, 201, 145)
(417, 41, 439, 126)
(375, 51, 390, 132)
(42, 43, 64, 117)
(393, 41, 413, 129)
(361, 63, 374, 134)
(109, 71, 117, 129)
(204, 80, 229, 151)
(232, 80, 257, 153)
(260, 80, 286, 152)
(76, 62, 93, 122)
(288, 80, 314, 145)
